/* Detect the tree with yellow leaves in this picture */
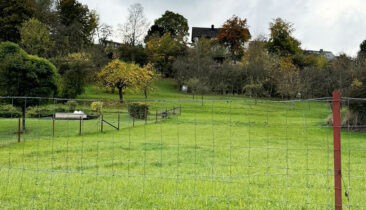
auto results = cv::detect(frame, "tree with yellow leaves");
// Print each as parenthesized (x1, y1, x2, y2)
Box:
(137, 64, 157, 99)
(98, 60, 156, 102)
(98, 60, 140, 102)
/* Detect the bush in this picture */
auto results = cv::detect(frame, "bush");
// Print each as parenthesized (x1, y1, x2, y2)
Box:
(128, 102, 149, 119)
(26, 106, 54, 118)
(66, 100, 78, 111)
(0, 104, 21, 118)
(90, 101, 103, 113)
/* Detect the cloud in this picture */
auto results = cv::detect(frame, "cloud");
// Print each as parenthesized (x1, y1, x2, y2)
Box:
(80, 0, 366, 56)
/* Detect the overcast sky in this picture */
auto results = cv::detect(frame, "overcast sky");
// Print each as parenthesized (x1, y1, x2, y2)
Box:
(79, 0, 366, 56)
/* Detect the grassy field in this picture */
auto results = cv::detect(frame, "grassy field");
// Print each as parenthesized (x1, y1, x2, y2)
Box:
(0, 80, 365, 209)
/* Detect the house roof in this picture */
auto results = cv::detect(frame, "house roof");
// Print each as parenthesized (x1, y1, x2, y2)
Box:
(304, 49, 336, 60)
(191, 25, 221, 42)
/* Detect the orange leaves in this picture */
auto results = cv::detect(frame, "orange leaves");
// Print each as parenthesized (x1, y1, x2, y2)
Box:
(217, 15, 251, 59)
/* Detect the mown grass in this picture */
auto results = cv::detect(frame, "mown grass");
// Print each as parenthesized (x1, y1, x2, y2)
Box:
(0, 80, 365, 209)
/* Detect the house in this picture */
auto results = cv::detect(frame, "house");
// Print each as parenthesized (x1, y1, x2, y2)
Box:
(304, 49, 336, 60)
(100, 39, 122, 49)
(191, 25, 221, 43)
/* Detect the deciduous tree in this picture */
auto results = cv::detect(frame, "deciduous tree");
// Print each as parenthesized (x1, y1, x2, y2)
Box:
(119, 3, 149, 46)
(0, 42, 60, 131)
(0, 0, 35, 42)
(20, 18, 53, 58)
(145, 11, 188, 42)
(266, 18, 301, 57)
(217, 16, 251, 61)
(97, 60, 141, 102)
(145, 33, 186, 77)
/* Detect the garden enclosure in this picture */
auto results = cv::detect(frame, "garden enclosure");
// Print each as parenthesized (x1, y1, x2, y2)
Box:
(0, 94, 365, 209)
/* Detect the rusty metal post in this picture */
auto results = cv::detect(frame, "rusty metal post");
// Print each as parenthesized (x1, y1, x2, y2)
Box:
(18, 117, 21, 143)
(332, 90, 342, 210)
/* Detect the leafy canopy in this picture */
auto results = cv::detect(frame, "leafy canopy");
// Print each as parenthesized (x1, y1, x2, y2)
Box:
(145, 11, 188, 42)
(217, 15, 251, 61)
(266, 18, 301, 57)
(98, 60, 154, 101)
(145, 33, 186, 77)
(20, 18, 53, 58)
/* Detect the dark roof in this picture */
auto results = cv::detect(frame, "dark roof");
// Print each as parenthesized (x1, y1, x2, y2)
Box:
(191, 25, 221, 42)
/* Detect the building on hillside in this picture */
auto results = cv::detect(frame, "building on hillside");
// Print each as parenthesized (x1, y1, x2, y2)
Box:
(304, 49, 336, 60)
(191, 25, 221, 43)
(100, 39, 122, 49)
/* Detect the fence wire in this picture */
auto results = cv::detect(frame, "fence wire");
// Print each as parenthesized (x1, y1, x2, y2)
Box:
(0, 96, 365, 209)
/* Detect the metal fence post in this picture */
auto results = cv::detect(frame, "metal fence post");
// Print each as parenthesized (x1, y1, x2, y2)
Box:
(18, 117, 21, 143)
(79, 116, 82, 135)
(52, 114, 55, 137)
(118, 113, 120, 130)
(332, 90, 342, 210)
(101, 114, 104, 132)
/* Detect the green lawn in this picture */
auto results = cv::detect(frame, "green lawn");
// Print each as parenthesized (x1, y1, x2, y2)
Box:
(0, 80, 365, 209)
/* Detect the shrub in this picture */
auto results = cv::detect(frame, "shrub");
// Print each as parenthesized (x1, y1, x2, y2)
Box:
(90, 101, 103, 113)
(66, 100, 78, 111)
(128, 102, 149, 119)
(0, 104, 21, 118)
(26, 106, 54, 118)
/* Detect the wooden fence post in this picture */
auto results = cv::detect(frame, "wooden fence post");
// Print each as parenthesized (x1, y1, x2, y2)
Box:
(332, 90, 342, 210)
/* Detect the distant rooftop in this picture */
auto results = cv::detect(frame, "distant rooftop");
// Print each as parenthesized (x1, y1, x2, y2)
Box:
(304, 49, 336, 60)
(191, 25, 221, 42)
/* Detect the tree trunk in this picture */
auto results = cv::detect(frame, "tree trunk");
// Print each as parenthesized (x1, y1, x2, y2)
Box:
(22, 106, 26, 132)
(144, 88, 147, 99)
(118, 87, 123, 103)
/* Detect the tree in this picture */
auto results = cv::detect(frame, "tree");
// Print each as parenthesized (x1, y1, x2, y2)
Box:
(0, 0, 35, 42)
(97, 23, 113, 44)
(358, 40, 366, 59)
(119, 3, 149, 46)
(0, 42, 60, 131)
(145, 11, 189, 42)
(136, 64, 157, 99)
(55, 0, 98, 53)
(33, 0, 57, 27)
(20, 18, 53, 58)
(97, 60, 141, 102)
(145, 33, 187, 77)
(52, 52, 94, 98)
(266, 18, 301, 57)
(217, 15, 251, 61)
(118, 44, 148, 67)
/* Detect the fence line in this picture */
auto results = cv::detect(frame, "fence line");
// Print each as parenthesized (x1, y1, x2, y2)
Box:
(0, 94, 365, 209)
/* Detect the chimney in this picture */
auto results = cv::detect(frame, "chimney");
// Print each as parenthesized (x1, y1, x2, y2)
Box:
(211, 25, 214, 30)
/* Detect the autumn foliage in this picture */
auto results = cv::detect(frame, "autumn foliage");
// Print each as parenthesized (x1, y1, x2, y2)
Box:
(97, 60, 155, 102)
(217, 16, 251, 60)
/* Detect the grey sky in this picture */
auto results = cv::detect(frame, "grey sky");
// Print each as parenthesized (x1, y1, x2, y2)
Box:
(79, 0, 366, 56)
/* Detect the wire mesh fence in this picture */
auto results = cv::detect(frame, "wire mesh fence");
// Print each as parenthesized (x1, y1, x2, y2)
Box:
(0, 95, 365, 209)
